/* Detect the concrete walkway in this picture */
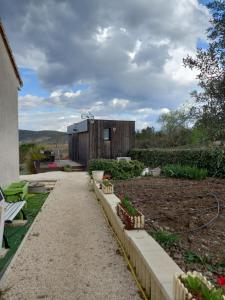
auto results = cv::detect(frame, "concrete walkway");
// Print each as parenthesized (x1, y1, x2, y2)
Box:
(1, 172, 141, 300)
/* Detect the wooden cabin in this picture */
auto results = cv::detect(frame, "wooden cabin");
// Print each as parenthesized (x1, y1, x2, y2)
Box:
(67, 119, 135, 166)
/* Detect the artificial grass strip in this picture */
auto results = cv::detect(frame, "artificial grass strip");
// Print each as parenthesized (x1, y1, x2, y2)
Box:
(0, 193, 49, 276)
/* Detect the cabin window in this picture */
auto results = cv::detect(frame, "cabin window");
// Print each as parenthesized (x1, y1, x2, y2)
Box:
(103, 128, 111, 141)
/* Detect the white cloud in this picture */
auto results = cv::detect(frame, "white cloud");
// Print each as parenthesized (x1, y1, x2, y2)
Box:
(127, 40, 142, 61)
(164, 47, 198, 85)
(95, 26, 112, 43)
(19, 92, 171, 131)
(111, 98, 130, 108)
(19, 94, 44, 109)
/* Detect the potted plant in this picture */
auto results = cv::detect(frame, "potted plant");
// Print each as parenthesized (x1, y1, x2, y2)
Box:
(116, 196, 145, 230)
(102, 179, 114, 194)
(92, 170, 104, 182)
(174, 271, 225, 300)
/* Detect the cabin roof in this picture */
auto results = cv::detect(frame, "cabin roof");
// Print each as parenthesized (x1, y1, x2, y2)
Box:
(67, 119, 135, 134)
(0, 21, 23, 87)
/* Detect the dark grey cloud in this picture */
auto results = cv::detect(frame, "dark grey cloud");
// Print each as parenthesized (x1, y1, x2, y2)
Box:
(1, 0, 209, 129)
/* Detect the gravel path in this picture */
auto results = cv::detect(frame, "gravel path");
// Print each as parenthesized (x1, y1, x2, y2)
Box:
(1, 172, 141, 300)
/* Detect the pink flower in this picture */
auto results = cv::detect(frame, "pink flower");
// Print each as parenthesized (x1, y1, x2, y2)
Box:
(217, 276, 225, 286)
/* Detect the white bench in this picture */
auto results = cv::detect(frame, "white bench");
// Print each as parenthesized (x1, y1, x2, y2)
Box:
(3, 201, 26, 222)
(0, 188, 26, 249)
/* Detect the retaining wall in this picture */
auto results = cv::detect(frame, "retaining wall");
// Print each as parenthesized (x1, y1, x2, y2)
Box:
(93, 180, 183, 300)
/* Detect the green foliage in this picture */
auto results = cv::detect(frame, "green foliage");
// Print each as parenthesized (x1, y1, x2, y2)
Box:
(129, 147, 225, 178)
(162, 164, 207, 180)
(121, 196, 137, 216)
(63, 165, 73, 172)
(207, 287, 224, 300)
(152, 230, 180, 248)
(184, 275, 202, 291)
(184, 251, 203, 264)
(102, 179, 112, 187)
(183, 275, 224, 300)
(88, 159, 144, 180)
(135, 125, 192, 148)
(183, 1, 225, 141)
(19, 143, 35, 164)
(190, 127, 210, 145)
(217, 258, 225, 268)
(25, 145, 46, 174)
(158, 109, 193, 146)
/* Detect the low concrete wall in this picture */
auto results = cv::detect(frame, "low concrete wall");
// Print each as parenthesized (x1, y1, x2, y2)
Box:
(93, 181, 183, 300)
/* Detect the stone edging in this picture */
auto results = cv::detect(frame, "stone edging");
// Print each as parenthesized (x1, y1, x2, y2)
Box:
(93, 180, 183, 300)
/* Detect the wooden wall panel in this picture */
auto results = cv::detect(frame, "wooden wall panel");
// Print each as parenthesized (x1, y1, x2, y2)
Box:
(71, 119, 135, 164)
(89, 120, 135, 160)
(78, 132, 89, 165)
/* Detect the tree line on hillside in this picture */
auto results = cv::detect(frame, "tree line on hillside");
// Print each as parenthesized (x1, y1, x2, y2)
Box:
(137, 1, 225, 149)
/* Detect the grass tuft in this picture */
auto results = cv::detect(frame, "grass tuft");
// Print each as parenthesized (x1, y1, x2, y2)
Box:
(162, 164, 207, 180)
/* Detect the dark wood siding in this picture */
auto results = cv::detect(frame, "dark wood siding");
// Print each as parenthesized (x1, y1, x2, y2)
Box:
(78, 132, 89, 165)
(69, 119, 135, 165)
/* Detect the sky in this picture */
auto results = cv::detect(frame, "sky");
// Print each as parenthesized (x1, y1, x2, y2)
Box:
(0, 0, 210, 131)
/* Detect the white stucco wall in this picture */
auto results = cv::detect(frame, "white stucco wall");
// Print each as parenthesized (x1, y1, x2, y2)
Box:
(0, 34, 20, 187)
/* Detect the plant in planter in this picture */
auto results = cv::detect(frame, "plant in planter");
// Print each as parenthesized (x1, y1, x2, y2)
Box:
(174, 271, 225, 300)
(116, 196, 145, 230)
(102, 180, 114, 194)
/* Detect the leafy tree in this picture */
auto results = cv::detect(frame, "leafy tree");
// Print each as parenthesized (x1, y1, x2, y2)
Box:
(25, 145, 45, 174)
(19, 143, 35, 164)
(183, 0, 225, 141)
(190, 126, 210, 145)
(207, 0, 225, 65)
(158, 110, 191, 146)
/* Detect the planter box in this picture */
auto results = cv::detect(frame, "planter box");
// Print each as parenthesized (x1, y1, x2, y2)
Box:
(173, 271, 225, 300)
(102, 183, 114, 194)
(116, 203, 145, 230)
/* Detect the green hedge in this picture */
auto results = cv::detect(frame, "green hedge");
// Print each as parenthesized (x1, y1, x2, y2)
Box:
(88, 159, 144, 180)
(129, 148, 225, 177)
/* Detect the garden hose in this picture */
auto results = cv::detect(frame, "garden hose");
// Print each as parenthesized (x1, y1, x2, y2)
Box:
(175, 192, 221, 235)
(95, 194, 149, 300)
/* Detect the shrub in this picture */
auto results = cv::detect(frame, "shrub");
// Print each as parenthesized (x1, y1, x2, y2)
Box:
(63, 165, 73, 172)
(88, 159, 144, 180)
(162, 164, 208, 180)
(129, 148, 225, 178)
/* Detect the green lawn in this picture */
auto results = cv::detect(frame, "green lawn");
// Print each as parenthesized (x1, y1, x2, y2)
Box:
(0, 193, 49, 276)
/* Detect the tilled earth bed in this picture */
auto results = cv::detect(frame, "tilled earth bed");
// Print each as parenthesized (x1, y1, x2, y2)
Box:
(114, 177, 225, 285)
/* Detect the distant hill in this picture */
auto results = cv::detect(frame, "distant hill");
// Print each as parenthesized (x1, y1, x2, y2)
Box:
(19, 130, 68, 144)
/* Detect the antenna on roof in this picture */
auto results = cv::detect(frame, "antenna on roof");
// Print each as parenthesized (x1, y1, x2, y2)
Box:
(81, 111, 95, 124)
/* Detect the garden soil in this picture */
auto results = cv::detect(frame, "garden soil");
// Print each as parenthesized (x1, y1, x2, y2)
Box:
(114, 177, 225, 285)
